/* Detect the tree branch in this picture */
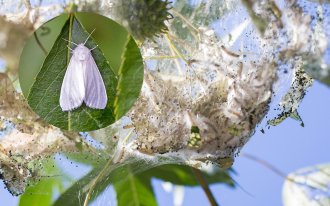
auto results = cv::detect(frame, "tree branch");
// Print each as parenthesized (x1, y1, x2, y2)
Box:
(22, 0, 31, 9)
(192, 168, 219, 206)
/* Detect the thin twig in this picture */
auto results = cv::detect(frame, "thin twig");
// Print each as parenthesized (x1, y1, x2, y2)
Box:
(165, 35, 184, 75)
(171, 9, 199, 40)
(34, 32, 48, 55)
(241, 153, 288, 178)
(23, 0, 31, 9)
(167, 33, 196, 51)
(241, 153, 327, 190)
(143, 55, 180, 60)
(83, 155, 115, 206)
(165, 34, 189, 64)
(192, 168, 219, 206)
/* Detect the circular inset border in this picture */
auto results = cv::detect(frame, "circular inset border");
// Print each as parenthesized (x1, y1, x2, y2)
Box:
(19, 13, 144, 132)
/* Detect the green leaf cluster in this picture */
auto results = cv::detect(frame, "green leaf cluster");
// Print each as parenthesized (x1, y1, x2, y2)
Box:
(19, 156, 234, 206)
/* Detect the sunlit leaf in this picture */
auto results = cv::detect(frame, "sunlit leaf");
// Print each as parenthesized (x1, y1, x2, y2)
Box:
(19, 159, 65, 206)
(113, 166, 157, 206)
(144, 164, 234, 187)
(114, 36, 144, 119)
(54, 156, 234, 206)
(283, 163, 330, 206)
(53, 158, 164, 206)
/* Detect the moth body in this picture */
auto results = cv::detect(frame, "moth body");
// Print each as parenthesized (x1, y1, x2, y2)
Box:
(60, 43, 108, 111)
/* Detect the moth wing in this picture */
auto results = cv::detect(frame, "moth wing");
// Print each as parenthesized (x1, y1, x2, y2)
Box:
(84, 53, 108, 109)
(60, 55, 85, 111)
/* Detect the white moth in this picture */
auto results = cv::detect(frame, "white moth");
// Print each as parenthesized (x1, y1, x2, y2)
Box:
(60, 30, 107, 111)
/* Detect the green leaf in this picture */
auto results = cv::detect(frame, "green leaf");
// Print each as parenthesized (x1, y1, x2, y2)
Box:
(25, 13, 143, 132)
(53, 165, 102, 206)
(54, 156, 234, 206)
(64, 151, 105, 167)
(304, 60, 330, 87)
(268, 109, 305, 127)
(172, 0, 231, 40)
(290, 110, 304, 127)
(19, 178, 59, 206)
(143, 164, 235, 187)
(114, 36, 144, 119)
(241, 0, 268, 34)
(27, 14, 117, 131)
(267, 66, 311, 128)
(53, 158, 162, 206)
(19, 159, 64, 206)
(113, 166, 157, 206)
(18, 14, 68, 96)
(174, 0, 230, 26)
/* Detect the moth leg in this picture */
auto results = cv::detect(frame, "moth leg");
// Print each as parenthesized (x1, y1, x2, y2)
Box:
(90, 45, 98, 51)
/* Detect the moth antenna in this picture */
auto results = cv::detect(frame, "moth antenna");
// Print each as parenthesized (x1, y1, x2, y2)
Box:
(84, 28, 96, 45)
(90, 45, 98, 51)
(62, 38, 78, 46)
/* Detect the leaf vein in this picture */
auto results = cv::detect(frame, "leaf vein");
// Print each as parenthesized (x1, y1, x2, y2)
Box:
(34, 68, 65, 110)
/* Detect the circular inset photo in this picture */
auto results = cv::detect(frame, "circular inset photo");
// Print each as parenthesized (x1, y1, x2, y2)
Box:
(19, 13, 144, 132)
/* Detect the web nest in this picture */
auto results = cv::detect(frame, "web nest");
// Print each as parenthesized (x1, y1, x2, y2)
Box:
(111, 0, 327, 168)
(0, 0, 328, 196)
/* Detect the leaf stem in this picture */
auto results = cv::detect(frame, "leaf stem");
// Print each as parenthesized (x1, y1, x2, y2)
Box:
(165, 34, 189, 65)
(83, 156, 115, 206)
(165, 36, 184, 75)
(83, 130, 133, 206)
(167, 33, 195, 51)
(192, 168, 219, 206)
(34, 32, 48, 55)
(67, 14, 74, 131)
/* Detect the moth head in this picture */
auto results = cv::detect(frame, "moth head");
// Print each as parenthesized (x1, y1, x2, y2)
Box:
(73, 44, 90, 61)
